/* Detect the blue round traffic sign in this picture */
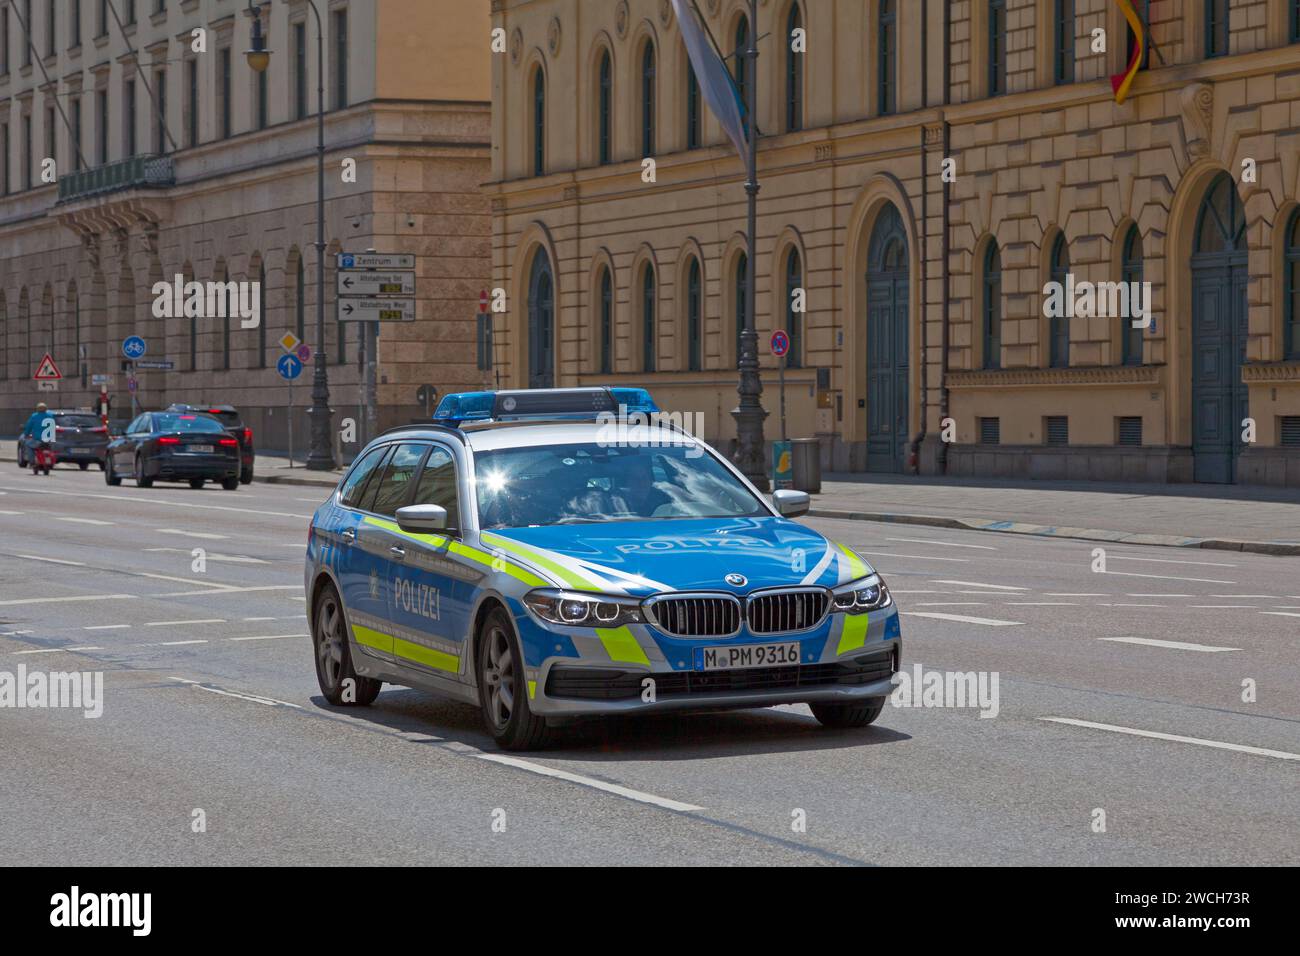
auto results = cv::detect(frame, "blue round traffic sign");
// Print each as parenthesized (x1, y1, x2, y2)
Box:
(277, 354, 303, 381)
(122, 335, 147, 360)
(770, 329, 790, 357)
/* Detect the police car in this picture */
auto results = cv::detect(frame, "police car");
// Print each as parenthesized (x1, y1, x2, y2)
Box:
(305, 388, 900, 750)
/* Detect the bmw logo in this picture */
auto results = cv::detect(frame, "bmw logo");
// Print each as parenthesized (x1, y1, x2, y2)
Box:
(725, 573, 747, 587)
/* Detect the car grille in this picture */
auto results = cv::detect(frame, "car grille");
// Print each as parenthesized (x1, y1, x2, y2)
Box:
(645, 596, 741, 637)
(746, 589, 829, 633)
(545, 648, 897, 701)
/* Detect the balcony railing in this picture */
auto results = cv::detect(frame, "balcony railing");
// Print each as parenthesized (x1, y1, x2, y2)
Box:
(57, 154, 175, 203)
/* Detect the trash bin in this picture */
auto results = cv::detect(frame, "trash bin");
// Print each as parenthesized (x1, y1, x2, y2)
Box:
(790, 438, 822, 494)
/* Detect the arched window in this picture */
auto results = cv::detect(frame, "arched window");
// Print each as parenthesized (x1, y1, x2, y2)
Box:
(983, 242, 1002, 370)
(879, 0, 897, 115)
(686, 63, 701, 149)
(532, 66, 546, 176)
(642, 263, 656, 373)
(785, 4, 803, 132)
(1054, 0, 1074, 84)
(988, 0, 1007, 96)
(1286, 210, 1300, 360)
(1049, 233, 1069, 368)
(528, 250, 555, 388)
(598, 267, 613, 374)
(785, 247, 803, 368)
(1195, 172, 1246, 254)
(640, 42, 656, 158)
(598, 50, 612, 165)
(687, 257, 702, 371)
(1206, 0, 1229, 58)
(734, 15, 750, 135)
(0, 292, 8, 382)
(735, 251, 748, 366)
(1122, 226, 1145, 366)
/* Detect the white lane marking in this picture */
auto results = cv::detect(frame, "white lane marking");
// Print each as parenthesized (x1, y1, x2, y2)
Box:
(0, 483, 312, 520)
(54, 517, 114, 526)
(1040, 717, 1300, 762)
(144, 619, 226, 627)
(167, 677, 302, 708)
(1212, 594, 1279, 599)
(886, 537, 998, 550)
(931, 580, 1028, 591)
(155, 585, 300, 597)
(912, 602, 989, 607)
(64, 646, 102, 651)
(1261, 611, 1300, 619)
(84, 624, 131, 630)
(242, 616, 276, 622)
(15, 648, 63, 655)
(0, 593, 134, 606)
(903, 611, 1024, 626)
(229, 633, 308, 642)
(16, 554, 87, 567)
(156, 528, 229, 540)
(475, 752, 705, 812)
(1100, 570, 1235, 585)
(889, 589, 952, 594)
(144, 548, 268, 564)
(1107, 555, 1236, 568)
(855, 551, 970, 563)
(156, 640, 209, 646)
(1189, 605, 1256, 609)
(1128, 593, 1194, 598)
(1099, 636, 1239, 653)
(1099, 602, 1164, 607)
(1006, 601, 1078, 606)
(0, 510, 25, 515)
(1047, 592, 1106, 597)
(0, 630, 34, 636)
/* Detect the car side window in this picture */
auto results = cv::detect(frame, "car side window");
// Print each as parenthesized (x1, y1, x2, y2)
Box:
(412, 446, 460, 529)
(125, 415, 144, 434)
(339, 446, 390, 510)
(368, 443, 427, 518)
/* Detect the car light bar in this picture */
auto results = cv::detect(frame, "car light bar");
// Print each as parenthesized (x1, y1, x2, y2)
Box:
(433, 387, 659, 426)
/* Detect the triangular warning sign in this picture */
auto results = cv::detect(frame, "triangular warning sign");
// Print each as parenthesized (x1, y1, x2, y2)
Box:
(33, 353, 63, 380)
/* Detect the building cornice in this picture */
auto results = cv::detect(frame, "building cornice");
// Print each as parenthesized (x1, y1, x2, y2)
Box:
(946, 365, 1164, 388)
(1243, 362, 1300, 384)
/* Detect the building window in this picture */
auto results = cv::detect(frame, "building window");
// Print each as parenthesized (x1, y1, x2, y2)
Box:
(45, 0, 54, 58)
(71, 96, 80, 168)
(256, 62, 268, 129)
(1045, 416, 1069, 445)
(532, 65, 545, 176)
(44, 104, 54, 174)
(123, 0, 133, 25)
(1205, 0, 1229, 58)
(154, 68, 165, 153)
(1292, 0, 1300, 42)
(785, 247, 802, 368)
(640, 41, 655, 158)
(988, 0, 1007, 96)
(219, 268, 230, 371)
(1, 123, 9, 195)
(219, 47, 231, 139)
(257, 263, 267, 368)
(1122, 226, 1145, 366)
(1126, 0, 1151, 69)
(1054, 0, 1074, 84)
(1049, 233, 1069, 367)
(185, 56, 198, 146)
(22, 0, 30, 65)
(124, 78, 136, 156)
(979, 417, 1001, 445)
(597, 49, 611, 164)
(786, 3, 803, 131)
(333, 9, 348, 109)
(687, 257, 702, 371)
(69, 0, 79, 47)
(599, 267, 612, 374)
(1, 6, 8, 76)
(293, 21, 307, 120)
(983, 241, 1002, 369)
(878, 0, 896, 115)
(641, 264, 656, 373)
(295, 257, 305, 340)
(95, 88, 107, 163)
(22, 112, 32, 187)
(96, 0, 105, 38)
(734, 14, 749, 135)
(735, 252, 748, 365)
(1286, 210, 1300, 360)
(686, 62, 701, 150)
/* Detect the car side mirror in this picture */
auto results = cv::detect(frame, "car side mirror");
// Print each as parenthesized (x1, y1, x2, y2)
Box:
(772, 489, 810, 518)
(396, 504, 449, 534)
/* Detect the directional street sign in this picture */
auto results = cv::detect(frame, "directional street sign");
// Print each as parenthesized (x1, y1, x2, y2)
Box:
(135, 360, 175, 371)
(338, 271, 417, 296)
(122, 336, 147, 360)
(338, 253, 415, 271)
(337, 298, 416, 322)
(91, 374, 114, 386)
(34, 353, 63, 380)
(277, 354, 303, 381)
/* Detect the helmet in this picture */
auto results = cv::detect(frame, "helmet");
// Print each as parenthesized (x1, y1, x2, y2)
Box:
(36, 402, 47, 411)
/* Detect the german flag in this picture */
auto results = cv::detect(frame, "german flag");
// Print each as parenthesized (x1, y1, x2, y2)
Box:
(1111, 0, 1146, 105)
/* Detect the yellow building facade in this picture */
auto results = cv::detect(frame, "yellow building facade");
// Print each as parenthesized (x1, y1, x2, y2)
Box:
(487, 0, 1300, 486)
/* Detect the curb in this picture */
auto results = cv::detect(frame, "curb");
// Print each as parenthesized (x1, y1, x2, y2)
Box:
(254, 472, 340, 488)
(806, 508, 1300, 557)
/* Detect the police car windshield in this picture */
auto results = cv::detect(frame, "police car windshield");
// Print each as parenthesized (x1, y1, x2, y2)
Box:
(474, 442, 767, 529)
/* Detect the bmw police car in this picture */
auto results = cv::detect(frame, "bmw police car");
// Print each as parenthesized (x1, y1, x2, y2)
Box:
(306, 388, 900, 750)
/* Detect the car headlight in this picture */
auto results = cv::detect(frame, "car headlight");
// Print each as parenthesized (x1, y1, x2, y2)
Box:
(831, 574, 892, 614)
(523, 589, 645, 628)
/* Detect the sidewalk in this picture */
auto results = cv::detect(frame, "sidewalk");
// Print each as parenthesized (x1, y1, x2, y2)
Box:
(3, 440, 1298, 554)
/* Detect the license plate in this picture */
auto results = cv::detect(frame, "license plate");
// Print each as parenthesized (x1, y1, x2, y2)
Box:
(696, 641, 801, 671)
(190, 444, 214, 453)
(71, 448, 90, 454)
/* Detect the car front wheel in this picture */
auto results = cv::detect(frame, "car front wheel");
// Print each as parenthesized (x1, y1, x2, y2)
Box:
(477, 607, 551, 751)
(105, 456, 121, 486)
(810, 699, 886, 729)
(135, 455, 153, 488)
(312, 583, 381, 706)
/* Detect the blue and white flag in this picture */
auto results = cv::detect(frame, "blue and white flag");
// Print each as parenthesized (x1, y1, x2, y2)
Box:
(670, 0, 749, 167)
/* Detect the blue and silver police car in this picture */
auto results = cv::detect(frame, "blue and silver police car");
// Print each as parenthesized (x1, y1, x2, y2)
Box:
(305, 388, 900, 749)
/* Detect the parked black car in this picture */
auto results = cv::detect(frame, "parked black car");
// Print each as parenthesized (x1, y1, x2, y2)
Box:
(16, 409, 110, 471)
(165, 404, 255, 484)
(105, 411, 241, 490)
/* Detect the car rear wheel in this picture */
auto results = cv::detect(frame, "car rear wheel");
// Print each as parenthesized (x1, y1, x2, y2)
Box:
(810, 699, 886, 729)
(240, 468, 253, 485)
(135, 455, 153, 489)
(189, 478, 205, 489)
(312, 583, 381, 706)
(78, 462, 89, 471)
(104, 456, 121, 486)
(477, 607, 551, 751)
(221, 477, 239, 491)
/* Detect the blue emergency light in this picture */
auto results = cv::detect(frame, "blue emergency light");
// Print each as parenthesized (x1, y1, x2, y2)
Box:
(433, 387, 659, 426)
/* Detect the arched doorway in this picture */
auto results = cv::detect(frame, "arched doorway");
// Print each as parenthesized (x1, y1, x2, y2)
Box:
(1190, 172, 1248, 483)
(866, 204, 909, 473)
(527, 249, 555, 389)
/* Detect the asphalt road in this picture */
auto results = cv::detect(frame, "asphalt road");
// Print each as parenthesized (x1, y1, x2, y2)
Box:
(1, 464, 1298, 866)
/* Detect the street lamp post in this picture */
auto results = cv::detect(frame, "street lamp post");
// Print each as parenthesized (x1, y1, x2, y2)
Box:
(731, 0, 769, 489)
(246, 1, 335, 470)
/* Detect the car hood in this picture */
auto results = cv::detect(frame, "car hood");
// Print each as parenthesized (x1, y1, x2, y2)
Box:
(480, 516, 872, 595)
